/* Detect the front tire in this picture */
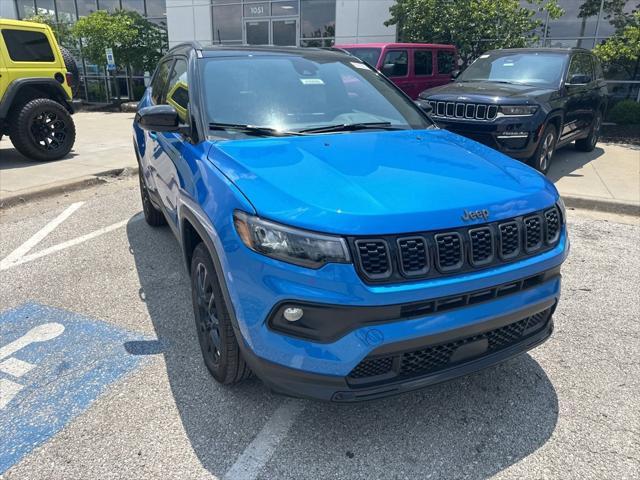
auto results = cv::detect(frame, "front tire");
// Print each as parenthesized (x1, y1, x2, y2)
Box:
(529, 124, 557, 174)
(137, 167, 166, 227)
(575, 111, 602, 152)
(190, 243, 251, 384)
(9, 98, 76, 161)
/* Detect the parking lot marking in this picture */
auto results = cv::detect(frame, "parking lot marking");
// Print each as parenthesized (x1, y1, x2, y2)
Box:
(0, 202, 84, 270)
(0, 358, 36, 378)
(0, 303, 150, 474)
(0, 214, 142, 272)
(0, 379, 24, 409)
(223, 398, 306, 480)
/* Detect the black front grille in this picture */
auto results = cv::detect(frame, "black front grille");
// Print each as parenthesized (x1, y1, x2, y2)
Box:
(397, 236, 429, 275)
(349, 356, 393, 379)
(435, 233, 463, 271)
(499, 221, 520, 259)
(545, 207, 560, 243)
(524, 215, 543, 252)
(351, 207, 562, 283)
(428, 100, 499, 121)
(469, 227, 494, 266)
(348, 308, 552, 386)
(355, 240, 391, 279)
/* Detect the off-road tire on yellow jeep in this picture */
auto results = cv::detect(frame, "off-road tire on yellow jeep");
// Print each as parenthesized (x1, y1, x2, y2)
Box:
(59, 46, 80, 97)
(9, 98, 76, 161)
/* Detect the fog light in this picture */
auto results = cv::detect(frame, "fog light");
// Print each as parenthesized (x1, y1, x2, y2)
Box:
(283, 307, 304, 322)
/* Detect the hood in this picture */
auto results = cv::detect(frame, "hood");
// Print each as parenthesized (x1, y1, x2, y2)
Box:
(208, 129, 558, 235)
(421, 81, 556, 103)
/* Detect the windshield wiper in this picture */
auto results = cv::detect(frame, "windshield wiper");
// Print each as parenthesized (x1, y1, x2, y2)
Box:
(298, 122, 401, 134)
(208, 123, 305, 137)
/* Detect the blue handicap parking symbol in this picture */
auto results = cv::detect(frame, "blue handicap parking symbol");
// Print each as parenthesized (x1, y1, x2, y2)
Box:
(0, 302, 152, 474)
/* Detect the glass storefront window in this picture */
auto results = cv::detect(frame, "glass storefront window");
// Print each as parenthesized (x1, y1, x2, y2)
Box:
(76, 0, 97, 16)
(244, 2, 269, 18)
(97, 0, 119, 12)
(56, 0, 78, 22)
(300, 0, 335, 38)
(145, 0, 166, 18)
(35, 0, 56, 15)
(544, 0, 600, 39)
(272, 0, 298, 16)
(212, 4, 242, 42)
(16, 0, 36, 17)
(121, 0, 145, 14)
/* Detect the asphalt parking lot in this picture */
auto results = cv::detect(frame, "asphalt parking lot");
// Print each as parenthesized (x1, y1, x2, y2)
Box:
(0, 177, 639, 479)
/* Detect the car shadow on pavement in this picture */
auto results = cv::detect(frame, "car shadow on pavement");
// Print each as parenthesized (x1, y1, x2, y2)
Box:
(127, 217, 559, 480)
(0, 142, 78, 168)
(547, 145, 604, 183)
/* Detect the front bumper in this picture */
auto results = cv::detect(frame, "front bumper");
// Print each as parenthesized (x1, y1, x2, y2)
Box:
(222, 226, 568, 400)
(242, 301, 555, 402)
(432, 113, 546, 160)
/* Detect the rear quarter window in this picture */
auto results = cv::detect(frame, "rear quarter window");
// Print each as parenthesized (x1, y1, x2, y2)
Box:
(1, 29, 55, 62)
(437, 51, 455, 74)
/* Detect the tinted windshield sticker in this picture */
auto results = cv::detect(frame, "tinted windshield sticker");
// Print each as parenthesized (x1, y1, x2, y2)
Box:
(351, 62, 369, 69)
(300, 78, 325, 85)
(479, 54, 490, 58)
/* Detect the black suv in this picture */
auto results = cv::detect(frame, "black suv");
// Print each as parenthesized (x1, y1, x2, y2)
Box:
(419, 48, 608, 173)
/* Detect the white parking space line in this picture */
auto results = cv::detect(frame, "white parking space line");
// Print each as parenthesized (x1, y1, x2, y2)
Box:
(0, 378, 24, 410)
(0, 358, 36, 378)
(1, 202, 84, 269)
(0, 211, 143, 272)
(223, 399, 306, 480)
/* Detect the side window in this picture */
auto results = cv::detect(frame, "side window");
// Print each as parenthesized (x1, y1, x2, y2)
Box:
(1, 29, 54, 62)
(414, 50, 433, 76)
(382, 50, 408, 77)
(166, 58, 189, 121)
(567, 54, 594, 83)
(151, 59, 172, 104)
(437, 51, 455, 75)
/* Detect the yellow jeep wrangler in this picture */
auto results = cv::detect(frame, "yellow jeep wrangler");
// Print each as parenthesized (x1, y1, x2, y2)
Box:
(0, 19, 77, 161)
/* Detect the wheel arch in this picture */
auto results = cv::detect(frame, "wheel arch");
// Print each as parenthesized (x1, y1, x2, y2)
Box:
(180, 207, 247, 345)
(0, 79, 73, 119)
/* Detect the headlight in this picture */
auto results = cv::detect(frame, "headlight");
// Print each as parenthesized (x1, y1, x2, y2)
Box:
(233, 211, 351, 268)
(499, 105, 538, 116)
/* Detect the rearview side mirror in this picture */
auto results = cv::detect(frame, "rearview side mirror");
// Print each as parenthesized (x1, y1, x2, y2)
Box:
(381, 63, 395, 76)
(135, 105, 180, 132)
(414, 99, 433, 114)
(567, 74, 591, 86)
(451, 69, 461, 79)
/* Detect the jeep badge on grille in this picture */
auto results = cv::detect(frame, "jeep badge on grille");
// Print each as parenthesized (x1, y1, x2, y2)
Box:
(462, 209, 490, 221)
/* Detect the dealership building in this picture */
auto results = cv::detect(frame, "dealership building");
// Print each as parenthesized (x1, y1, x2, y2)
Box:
(1, 0, 638, 103)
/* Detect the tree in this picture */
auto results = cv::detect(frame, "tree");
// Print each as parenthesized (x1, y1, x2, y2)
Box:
(594, 10, 640, 95)
(24, 12, 73, 46)
(71, 10, 167, 101)
(386, 0, 564, 67)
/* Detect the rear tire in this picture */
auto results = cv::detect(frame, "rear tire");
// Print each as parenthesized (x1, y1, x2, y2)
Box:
(190, 243, 251, 385)
(9, 98, 76, 161)
(137, 167, 166, 227)
(529, 124, 557, 175)
(575, 111, 602, 152)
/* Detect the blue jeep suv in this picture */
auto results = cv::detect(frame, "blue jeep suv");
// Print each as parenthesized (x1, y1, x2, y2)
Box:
(133, 44, 569, 402)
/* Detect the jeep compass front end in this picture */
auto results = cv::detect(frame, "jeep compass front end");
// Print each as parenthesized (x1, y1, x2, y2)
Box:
(133, 44, 569, 402)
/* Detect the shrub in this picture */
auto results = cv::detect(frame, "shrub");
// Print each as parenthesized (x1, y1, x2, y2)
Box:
(608, 100, 640, 125)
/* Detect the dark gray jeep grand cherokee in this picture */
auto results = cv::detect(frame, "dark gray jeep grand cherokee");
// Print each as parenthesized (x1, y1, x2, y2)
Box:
(420, 48, 608, 174)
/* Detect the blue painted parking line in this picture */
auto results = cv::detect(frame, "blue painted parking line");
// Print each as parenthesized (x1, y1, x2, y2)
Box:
(0, 302, 153, 474)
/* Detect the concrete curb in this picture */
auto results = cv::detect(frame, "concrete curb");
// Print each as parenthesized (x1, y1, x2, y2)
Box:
(0, 167, 138, 209)
(562, 194, 640, 217)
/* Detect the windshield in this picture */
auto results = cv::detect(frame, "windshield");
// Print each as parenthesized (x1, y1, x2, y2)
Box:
(341, 48, 381, 68)
(200, 53, 432, 136)
(457, 52, 568, 87)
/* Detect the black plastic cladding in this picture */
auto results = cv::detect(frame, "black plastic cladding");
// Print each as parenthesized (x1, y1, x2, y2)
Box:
(348, 206, 562, 284)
